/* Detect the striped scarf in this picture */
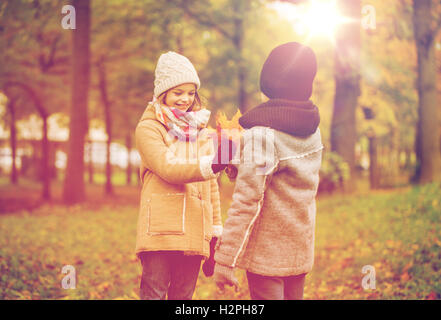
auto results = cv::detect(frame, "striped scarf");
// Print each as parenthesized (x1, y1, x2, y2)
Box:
(151, 98, 211, 141)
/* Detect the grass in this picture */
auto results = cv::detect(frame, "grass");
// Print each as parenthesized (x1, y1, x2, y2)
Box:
(308, 183, 441, 300)
(0, 175, 440, 300)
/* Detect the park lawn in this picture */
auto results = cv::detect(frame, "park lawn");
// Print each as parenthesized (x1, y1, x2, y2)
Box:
(0, 180, 440, 300)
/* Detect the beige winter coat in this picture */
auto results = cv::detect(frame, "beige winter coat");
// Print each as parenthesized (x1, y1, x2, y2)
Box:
(135, 104, 222, 259)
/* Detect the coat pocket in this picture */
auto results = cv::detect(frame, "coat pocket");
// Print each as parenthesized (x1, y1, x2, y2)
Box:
(147, 193, 186, 235)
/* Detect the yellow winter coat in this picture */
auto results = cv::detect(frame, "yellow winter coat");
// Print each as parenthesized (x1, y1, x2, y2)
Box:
(135, 104, 222, 259)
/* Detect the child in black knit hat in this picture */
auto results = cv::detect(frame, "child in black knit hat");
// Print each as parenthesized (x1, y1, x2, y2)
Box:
(213, 42, 323, 300)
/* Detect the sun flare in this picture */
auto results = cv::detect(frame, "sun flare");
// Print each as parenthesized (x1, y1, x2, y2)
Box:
(302, 0, 343, 39)
(269, 0, 349, 42)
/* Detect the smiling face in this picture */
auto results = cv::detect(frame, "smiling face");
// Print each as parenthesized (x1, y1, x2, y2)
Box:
(163, 83, 197, 112)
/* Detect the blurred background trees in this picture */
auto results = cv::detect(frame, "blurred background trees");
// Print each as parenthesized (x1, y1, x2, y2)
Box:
(412, 0, 441, 184)
(63, 0, 90, 204)
(0, 0, 440, 204)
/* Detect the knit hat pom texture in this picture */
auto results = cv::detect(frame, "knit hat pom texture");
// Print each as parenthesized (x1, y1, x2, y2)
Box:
(260, 42, 317, 101)
(154, 51, 201, 98)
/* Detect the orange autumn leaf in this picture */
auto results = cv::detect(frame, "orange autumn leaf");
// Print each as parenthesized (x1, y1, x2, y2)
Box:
(400, 271, 410, 282)
(216, 110, 243, 131)
(216, 111, 228, 129)
(230, 109, 242, 126)
(402, 261, 413, 273)
(215, 110, 243, 145)
(97, 282, 111, 292)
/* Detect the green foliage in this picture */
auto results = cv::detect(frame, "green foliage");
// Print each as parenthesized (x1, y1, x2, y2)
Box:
(318, 151, 351, 193)
(359, 0, 418, 152)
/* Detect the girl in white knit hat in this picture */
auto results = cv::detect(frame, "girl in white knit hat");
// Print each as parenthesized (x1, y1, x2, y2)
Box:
(134, 51, 235, 300)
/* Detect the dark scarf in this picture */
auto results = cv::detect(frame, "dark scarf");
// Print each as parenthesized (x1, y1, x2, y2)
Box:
(239, 99, 320, 137)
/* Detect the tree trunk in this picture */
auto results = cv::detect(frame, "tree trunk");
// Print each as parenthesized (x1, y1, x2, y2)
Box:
(389, 128, 400, 185)
(87, 139, 94, 184)
(232, 0, 248, 113)
(126, 134, 132, 186)
(7, 99, 18, 184)
(368, 134, 379, 189)
(98, 60, 113, 195)
(4, 82, 51, 199)
(41, 115, 50, 200)
(63, 0, 91, 204)
(412, 0, 441, 184)
(330, 0, 362, 183)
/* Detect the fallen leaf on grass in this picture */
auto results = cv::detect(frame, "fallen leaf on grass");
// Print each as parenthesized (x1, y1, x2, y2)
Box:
(334, 286, 344, 294)
(426, 291, 438, 300)
(400, 272, 410, 282)
(367, 291, 380, 299)
(328, 257, 354, 273)
(386, 240, 402, 249)
(89, 291, 102, 299)
(401, 261, 413, 273)
(97, 282, 111, 292)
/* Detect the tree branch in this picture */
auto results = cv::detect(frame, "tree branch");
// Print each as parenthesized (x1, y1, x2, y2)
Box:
(2, 81, 48, 118)
(178, 0, 233, 40)
(434, 17, 441, 36)
(39, 34, 62, 73)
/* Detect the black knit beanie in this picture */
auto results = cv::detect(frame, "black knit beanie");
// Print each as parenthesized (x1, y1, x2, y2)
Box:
(260, 42, 317, 101)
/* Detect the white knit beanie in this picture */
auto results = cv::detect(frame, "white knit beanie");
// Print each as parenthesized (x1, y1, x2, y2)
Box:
(153, 51, 201, 98)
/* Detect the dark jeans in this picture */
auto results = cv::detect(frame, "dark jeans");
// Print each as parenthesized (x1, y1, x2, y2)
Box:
(139, 251, 202, 300)
(246, 271, 306, 300)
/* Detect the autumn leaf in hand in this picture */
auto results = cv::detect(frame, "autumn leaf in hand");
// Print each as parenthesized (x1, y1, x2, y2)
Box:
(215, 109, 243, 144)
(216, 110, 243, 130)
(215, 110, 243, 179)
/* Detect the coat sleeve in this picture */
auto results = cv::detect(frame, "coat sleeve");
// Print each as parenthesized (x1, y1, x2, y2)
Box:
(214, 127, 278, 268)
(135, 120, 217, 184)
(210, 177, 223, 237)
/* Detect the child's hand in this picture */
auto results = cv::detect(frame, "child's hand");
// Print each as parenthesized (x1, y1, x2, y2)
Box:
(225, 164, 238, 181)
(214, 264, 239, 293)
(211, 134, 237, 174)
(202, 237, 217, 277)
